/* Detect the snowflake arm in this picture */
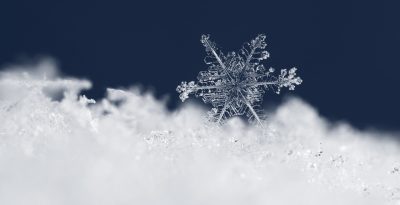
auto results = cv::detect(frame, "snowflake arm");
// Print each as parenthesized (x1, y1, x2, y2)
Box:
(242, 34, 269, 66)
(243, 67, 303, 94)
(201, 35, 226, 70)
(176, 81, 227, 102)
(201, 35, 235, 81)
(216, 100, 230, 123)
(238, 91, 263, 125)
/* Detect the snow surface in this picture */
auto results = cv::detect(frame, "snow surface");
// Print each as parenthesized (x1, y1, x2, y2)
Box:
(0, 60, 399, 205)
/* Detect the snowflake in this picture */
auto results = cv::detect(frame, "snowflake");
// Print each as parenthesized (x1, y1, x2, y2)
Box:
(176, 34, 302, 126)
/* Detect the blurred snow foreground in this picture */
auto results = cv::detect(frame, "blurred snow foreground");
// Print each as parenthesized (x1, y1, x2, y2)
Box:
(0, 61, 399, 205)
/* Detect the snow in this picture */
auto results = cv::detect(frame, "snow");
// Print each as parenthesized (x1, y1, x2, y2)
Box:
(0, 60, 399, 205)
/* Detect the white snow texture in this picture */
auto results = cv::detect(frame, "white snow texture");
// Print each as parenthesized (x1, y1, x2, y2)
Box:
(0, 60, 399, 205)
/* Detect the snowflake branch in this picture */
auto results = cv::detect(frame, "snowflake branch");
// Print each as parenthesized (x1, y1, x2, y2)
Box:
(195, 85, 225, 90)
(244, 81, 279, 87)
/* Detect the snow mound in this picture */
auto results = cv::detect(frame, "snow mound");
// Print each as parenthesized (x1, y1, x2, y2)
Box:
(0, 60, 399, 205)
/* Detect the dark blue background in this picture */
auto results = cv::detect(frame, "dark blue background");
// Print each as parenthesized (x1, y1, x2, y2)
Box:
(0, 0, 399, 130)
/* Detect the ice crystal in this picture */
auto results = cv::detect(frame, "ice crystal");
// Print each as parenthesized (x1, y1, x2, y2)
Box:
(177, 34, 302, 125)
